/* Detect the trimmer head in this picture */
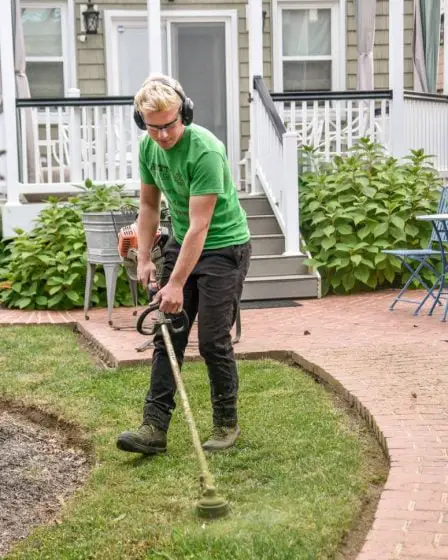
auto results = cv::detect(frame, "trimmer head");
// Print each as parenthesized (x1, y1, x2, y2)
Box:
(196, 489, 229, 519)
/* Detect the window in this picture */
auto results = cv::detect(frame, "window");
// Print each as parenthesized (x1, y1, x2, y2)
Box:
(282, 8, 331, 90)
(274, 1, 344, 92)
(22, 3, 68, 97)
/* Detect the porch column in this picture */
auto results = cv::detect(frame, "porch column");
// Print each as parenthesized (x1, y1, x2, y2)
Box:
(389, 0, 406, 158)
(0, 0, 20, 205)
(444, 0, 448, 93)
(248, 0, 263, 193)
(147, 0, 162, 74)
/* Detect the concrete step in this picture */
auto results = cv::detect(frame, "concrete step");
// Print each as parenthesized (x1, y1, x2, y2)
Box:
(250, 234, 285, 256)
(247, 214, 281, 235)
(242, 274, 319, 301)
(247, 254, 309, 277)
(239, 194, 272, 216)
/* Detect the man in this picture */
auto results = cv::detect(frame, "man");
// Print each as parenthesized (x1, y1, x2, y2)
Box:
(116, 73, 251, 455)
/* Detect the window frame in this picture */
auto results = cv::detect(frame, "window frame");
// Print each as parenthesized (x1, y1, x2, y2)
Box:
(21, 0, 77, 98)
(272, 0, 346, 92)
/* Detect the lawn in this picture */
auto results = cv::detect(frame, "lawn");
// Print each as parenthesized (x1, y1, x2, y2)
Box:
(0, 325, 387, 560)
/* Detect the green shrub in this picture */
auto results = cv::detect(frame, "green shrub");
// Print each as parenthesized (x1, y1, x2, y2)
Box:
(0, 180, 143, 310)
(300, 139, 442, 296)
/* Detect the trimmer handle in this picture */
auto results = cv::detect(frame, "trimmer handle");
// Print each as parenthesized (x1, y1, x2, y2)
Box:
(136, 301, 160, 335)
(136, 301, 189, 336)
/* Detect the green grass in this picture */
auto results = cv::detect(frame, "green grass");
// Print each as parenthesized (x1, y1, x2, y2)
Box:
(0, 325, 387, 560)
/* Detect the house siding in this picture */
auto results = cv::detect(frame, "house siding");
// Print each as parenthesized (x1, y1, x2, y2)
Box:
(74, 0, 272, 157)
(347, 0, 415, 90)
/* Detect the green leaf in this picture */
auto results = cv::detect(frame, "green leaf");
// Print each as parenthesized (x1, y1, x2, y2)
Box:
(48, 285, 62, 296)
(321, 237, 336, 250)
(354, 265, 371, 284)
(38, 254, 53, 265)
(323, 225, 336, 237)
(350, 255, 362, 266)
(342, 274, 356, 292)
(390, 215, 405, 230)
(357, 226, 371, 240)
(66, 290, 82, 303)
(383, 267, 396, 283)
(47, 276, 64, 286)
(361, 186, 377, 198)
(373, 222, 389, 238)
(405, 223, 420, 236)
(16, 297, 32, 309)
(374, 253, 388, 265)
(36, 296, 48, 306)
(337, 224, 353, 235)
(353, 213, 366, 226)
(48, 292, 64, 307)
(335, 243, 351, 253)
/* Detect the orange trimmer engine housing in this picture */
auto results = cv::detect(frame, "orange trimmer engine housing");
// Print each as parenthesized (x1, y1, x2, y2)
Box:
(117, 223, 138, 259)
(117, 222, 163, 259)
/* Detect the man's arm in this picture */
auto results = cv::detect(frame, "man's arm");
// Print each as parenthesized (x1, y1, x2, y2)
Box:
(169, 194, 217, 287)
(137, 182, 161, 264)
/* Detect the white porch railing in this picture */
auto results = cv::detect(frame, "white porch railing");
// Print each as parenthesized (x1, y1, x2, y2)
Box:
(252, 76, 299, 254)
(271, 90, 392, 161)
(403, 91, 448, 175)
(15, 89, 142, 196)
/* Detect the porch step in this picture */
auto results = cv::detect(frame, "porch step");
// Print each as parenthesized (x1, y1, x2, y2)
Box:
(250, 234, 285, 256)
(242, 274, 319, 301)
(247, 254, 308, 277)
(239, 193, 273, 215)
(247, 214, 281, 235)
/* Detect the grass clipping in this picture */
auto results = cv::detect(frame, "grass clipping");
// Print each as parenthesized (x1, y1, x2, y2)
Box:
(0, 326, 387, 560)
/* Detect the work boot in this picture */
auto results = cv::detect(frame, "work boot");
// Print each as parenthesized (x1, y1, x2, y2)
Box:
(202, 425, 240, 452)
(116, 423, 167, 455)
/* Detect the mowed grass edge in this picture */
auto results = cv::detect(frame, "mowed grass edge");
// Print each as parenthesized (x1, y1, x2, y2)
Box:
(0, 325, 388, 560)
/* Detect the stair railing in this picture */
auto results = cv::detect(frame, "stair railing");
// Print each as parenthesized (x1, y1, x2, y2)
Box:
(252, 76, 299, 254)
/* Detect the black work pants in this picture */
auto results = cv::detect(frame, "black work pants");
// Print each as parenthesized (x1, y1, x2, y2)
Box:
(143, 238, 251, 431)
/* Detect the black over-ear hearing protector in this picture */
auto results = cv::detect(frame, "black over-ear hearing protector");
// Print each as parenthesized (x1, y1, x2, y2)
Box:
(133, 77, 194, 131)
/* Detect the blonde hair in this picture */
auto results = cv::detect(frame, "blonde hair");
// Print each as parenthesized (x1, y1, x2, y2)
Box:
(134, 73, 184, 114)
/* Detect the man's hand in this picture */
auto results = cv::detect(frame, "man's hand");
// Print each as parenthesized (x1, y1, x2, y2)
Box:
(155, 280, 184, 314)
(137, 259, 157, 291)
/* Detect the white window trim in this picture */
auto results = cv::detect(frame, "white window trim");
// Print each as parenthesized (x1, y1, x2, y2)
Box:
(22, 0, 77, 96)
(103, 9, 241, 182)
(272, 0, 346, 92)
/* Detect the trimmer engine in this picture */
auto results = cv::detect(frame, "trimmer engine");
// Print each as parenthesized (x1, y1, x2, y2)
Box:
(117, 221, 171, 283)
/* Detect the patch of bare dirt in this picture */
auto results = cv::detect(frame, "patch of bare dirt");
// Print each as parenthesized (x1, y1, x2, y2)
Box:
(0, 406, 92, 557)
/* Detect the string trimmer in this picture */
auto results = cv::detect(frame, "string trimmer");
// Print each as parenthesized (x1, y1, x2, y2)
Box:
(136, 302, 230, 519)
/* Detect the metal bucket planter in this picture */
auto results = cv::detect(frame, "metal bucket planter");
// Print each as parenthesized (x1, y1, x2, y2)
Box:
(82, 211, 136, 264)
(82, 211, 138, 325)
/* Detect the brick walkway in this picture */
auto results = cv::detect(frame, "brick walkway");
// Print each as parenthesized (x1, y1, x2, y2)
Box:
(1, 289, 448, 559)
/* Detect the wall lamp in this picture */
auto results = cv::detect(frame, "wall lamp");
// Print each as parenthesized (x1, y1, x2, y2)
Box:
(82, 1, 100, 35)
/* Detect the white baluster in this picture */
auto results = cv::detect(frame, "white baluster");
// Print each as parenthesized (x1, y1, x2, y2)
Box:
(347, 100, 353, 149)
(68, 88, 82, 183)
(57, 106, 64, 183)
(20, 107, 28, 183)
(335, 100, 341, 154)
(324, 100, 330, 160)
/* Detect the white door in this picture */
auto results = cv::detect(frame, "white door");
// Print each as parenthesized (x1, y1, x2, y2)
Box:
(105, 10, 240, 180)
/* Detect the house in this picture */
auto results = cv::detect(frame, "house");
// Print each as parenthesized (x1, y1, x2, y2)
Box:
(0, 0, 447, 300)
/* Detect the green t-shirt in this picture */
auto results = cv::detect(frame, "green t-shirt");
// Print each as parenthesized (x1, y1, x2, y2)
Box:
(139, 124, 250, 250)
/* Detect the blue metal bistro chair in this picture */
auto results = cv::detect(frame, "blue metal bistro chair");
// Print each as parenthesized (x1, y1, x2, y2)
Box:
(382, 186, 448, 314)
